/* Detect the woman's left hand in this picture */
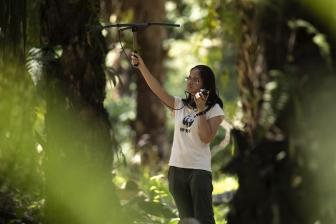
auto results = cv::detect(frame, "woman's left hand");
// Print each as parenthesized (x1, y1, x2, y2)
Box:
(194, 92, 208, 112)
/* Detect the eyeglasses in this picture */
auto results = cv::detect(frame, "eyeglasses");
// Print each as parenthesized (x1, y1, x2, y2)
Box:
(185, 76, 200, 84)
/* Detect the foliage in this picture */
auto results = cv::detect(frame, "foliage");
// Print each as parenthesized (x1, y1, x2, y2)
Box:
(1, 0, 335, 223)
(39, 0, 128, 223)
(104, 87, 136, 152)
(0, 0, 44, 223)
(113, 165, 178, 224)
(225, 0, 336, 223)
(113, 162, 237, 224)
(0, 59, 43, 224)
(165, 0, 240, 115)
(291, 75, 336, 224)
(288, 19, 332, 67)
(104, 1, 241, 223)
(1, 0, 126, 223)
(0, 0, 276, 223)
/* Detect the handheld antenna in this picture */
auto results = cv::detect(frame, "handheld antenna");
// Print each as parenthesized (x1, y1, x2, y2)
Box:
(99, 22, 180, 53)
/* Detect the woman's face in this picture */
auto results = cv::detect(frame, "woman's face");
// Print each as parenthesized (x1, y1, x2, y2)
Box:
(186, 69, 203, 95)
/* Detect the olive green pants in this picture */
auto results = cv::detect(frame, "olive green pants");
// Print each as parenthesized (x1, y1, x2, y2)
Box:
(168, 166, 215, 224)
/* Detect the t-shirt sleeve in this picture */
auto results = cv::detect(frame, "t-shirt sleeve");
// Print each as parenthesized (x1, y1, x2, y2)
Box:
(172, 97, 183, 117)
(174, 96, 183, 109)
(206, 104, 225, 120)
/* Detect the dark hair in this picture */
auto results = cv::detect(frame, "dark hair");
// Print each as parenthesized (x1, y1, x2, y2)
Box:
(182, 65, 223, 111)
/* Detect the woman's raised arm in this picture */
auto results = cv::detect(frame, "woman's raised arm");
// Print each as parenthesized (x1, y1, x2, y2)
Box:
(131, 52, 175, 109)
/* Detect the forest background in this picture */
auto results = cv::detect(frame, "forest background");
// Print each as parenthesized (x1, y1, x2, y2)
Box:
(1, 0, 336, 223)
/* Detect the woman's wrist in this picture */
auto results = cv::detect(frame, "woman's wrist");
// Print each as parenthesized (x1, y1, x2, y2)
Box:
(196, 110, 206, 116)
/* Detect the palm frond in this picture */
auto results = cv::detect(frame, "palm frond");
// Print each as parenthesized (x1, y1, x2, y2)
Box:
(26, 48, 43, 85)
(26, 46, 61, 85)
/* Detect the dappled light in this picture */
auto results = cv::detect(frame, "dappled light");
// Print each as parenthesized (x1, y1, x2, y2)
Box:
(1, 0, 336, 224)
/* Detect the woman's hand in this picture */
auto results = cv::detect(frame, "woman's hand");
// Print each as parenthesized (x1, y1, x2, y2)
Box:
(129, 51, 175, 109)
(131, 52, 144, 69)
(194, 91, 208, 112)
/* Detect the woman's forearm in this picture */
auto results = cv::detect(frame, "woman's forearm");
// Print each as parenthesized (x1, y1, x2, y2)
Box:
(197, 114, 213, 144)
(132, 53, 174, 108)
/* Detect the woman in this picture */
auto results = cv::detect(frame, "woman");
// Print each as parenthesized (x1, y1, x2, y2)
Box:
(131, 52, 224, 224)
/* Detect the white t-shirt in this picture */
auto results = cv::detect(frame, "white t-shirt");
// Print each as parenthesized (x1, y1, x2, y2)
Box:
(168, 97, 225, 172)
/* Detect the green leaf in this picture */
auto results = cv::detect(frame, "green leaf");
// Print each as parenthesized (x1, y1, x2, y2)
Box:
(137, 200, 176, 219)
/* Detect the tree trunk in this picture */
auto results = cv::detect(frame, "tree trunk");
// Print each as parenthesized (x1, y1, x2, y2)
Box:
(132, 0, 168, 166)
(41, 1, 126, 223)
(226, 0, 336, 223)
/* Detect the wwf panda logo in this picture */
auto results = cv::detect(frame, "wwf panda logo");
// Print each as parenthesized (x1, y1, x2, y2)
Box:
(182, 115, 195, 128)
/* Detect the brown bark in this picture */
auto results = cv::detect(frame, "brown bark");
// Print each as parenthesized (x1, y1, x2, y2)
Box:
(41, 1, 127, 223)
(226, 0, 336, 223)
(132, 0, 168, 166)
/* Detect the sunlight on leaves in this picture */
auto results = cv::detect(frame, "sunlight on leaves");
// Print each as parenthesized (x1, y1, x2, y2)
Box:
(213, 176, 238, 195)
